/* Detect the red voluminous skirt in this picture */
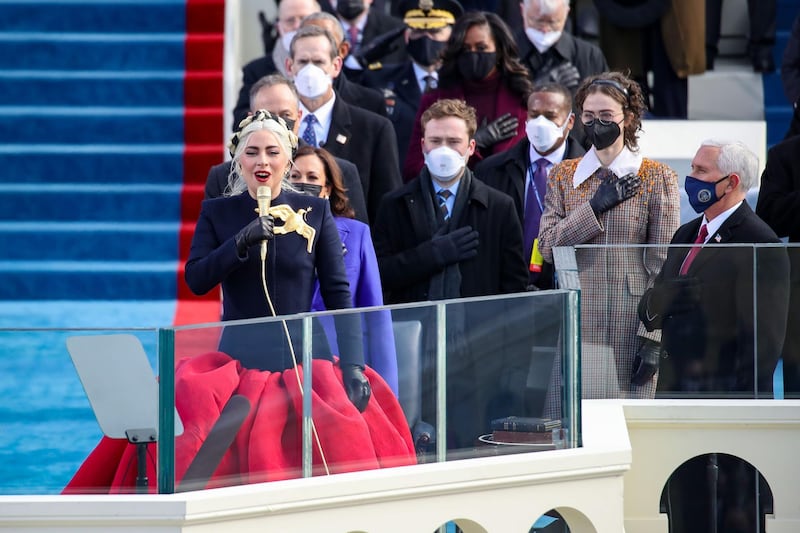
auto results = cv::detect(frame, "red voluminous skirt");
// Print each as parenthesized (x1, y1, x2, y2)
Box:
(64, 352, 416, 493)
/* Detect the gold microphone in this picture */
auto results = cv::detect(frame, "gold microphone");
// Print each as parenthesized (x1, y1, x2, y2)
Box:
(256, 186, 271, 261)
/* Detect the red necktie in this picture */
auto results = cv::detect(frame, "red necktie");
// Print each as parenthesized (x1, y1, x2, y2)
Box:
(679, 223, 708, 275)
(348, 25, 359, 51)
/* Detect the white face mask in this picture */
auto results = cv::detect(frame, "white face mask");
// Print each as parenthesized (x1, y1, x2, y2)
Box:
(424, 146, 467, 182)
(525, 27, 562, 53)
(280, 30, 296, 53)
(293, 63, 331, 99)
(525, 113, 570, 153)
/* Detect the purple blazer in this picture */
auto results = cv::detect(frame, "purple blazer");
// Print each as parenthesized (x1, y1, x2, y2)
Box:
(312, 217, 399, 396)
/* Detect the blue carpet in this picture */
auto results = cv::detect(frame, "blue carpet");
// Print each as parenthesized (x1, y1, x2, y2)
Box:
(0, 300, 176, 494)
(0, 0, 188, 300)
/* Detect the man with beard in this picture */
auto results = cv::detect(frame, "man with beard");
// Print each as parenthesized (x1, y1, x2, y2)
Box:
(361, 0, 464, 165)
(475, 82, 584, 289)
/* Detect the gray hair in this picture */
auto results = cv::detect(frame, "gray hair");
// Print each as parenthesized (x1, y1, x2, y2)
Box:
(700, 139, 759, 192)
(248, 74, 299, 113)
(522, 0, 569, 14)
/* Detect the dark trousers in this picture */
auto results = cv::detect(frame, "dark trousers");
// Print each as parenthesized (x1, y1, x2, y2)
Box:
(706, 0, 777, 52)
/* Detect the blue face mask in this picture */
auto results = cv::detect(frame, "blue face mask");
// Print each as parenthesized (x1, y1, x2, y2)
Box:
(684, 174, 730, 213)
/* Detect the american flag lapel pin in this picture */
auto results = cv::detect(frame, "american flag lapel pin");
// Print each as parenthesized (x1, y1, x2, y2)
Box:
(714, 234, 721, 242)
(336, 134, 347, 145)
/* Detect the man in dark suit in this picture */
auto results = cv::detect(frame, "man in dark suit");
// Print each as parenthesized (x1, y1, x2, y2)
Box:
(517, 0, 607, 147)
(361, 0, 463, 167)
(372, 99, 528, 449)
(336, 0, 407, 80)
(287, 24, 402, 223)
(756, 134, 800, 397)
(231, 1, 388, 129)
(474, 82, 584, 289)
(639, 139, 789, 396)
(638, 139, 789, 533)
(206, 74, 369, 224)
(232, 0, 321, 129)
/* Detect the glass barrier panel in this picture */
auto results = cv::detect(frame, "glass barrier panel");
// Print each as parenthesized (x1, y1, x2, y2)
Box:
(165, 290, 581, 492)
(562, 242, 799, 401)
(1, 327, 159, 495)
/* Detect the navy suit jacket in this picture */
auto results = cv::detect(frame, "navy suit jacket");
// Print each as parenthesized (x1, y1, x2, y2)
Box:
(639, 202, 790, 394)
(322, 96, 402, 224)
(361, 61, 420, 166)
(185, 190, 363, 370)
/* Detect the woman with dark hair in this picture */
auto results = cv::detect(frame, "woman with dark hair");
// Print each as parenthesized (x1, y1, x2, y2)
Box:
(290, 145, 399, 396)
(402, 11, 533, 181)
(537, 71, 680, 403)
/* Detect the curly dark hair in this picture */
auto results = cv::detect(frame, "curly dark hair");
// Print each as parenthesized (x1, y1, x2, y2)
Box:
(437, 11, 533, 104)
(293, 145, 355, 219)
(575, 71, 647, 151)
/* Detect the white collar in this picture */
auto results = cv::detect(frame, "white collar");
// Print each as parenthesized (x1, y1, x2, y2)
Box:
(572, 146, 643, 188)
(412, 62, 437, 89)
(703, 201, 744, 242)
(299, 92, 336, 142)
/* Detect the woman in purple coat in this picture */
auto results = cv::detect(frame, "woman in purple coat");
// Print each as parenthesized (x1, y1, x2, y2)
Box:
(290, 145, 399, 396)
(402, 11, 533, 181)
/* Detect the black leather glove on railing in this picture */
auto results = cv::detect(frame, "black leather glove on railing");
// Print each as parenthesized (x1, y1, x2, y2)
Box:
(549, 62, 581, 90)
(631, 338, 663, 386)
(589, 172, 641, 215)
(473, 113, 519, 150)
(341, 364, 371, 412)
(234, 215, 274, 258)
(258, 11, 278, 56)
(431, 226, 479, 268)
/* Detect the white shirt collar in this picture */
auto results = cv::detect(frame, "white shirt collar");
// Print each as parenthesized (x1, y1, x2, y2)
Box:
(703, 201, 743, 242)
(299, 92, 336, 145)
(412, 62, 437, 92)
(572, 146, 643, 188)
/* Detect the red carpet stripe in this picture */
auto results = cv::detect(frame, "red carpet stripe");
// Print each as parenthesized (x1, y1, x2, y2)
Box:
(174, 0, 225, 326)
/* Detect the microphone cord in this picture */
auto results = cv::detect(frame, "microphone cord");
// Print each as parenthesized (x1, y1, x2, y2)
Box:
(259, 241, 330, 476)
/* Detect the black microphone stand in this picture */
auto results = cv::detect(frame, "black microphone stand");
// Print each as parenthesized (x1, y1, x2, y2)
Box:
(125, 428, 157, 494)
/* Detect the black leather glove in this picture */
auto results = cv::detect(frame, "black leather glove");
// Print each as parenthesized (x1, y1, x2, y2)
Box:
(549, 62, 581, 90)
(258, 11, 278, 55)
(431, 226, 479, 268)
(341, 364, 371, 412)
(589, 172, 641, 215)
(234, 215, 274, 258)
(631, 338, 662, 386)
(648, 277, 702, 316)
(473, 113, 519, 150)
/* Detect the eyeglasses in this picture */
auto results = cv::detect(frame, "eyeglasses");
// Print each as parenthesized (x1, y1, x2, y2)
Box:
(580, 111, 622, 126)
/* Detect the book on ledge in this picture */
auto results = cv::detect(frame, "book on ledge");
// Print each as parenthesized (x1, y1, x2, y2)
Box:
(490, 416, 561, 433)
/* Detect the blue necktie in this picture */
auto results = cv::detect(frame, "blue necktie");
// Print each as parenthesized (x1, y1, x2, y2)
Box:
(302, 114, 318, 147)
(523, 158, 548, 264)
(437, 189, 452, 220)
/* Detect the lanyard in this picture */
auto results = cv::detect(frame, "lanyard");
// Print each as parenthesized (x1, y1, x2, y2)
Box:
(527, 160, 545, 213)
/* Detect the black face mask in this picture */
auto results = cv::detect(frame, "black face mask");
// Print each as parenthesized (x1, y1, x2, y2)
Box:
(584, 120, 621, 151)
(336, 0, 365, 21)
(407, 36, 446, 67)
(457, 51, 497, 81)
(292, 182, 323, 197)
(282, 117, 296, 132)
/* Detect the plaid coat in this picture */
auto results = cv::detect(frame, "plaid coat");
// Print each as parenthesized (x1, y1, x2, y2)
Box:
(539, 157, 680, 399)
